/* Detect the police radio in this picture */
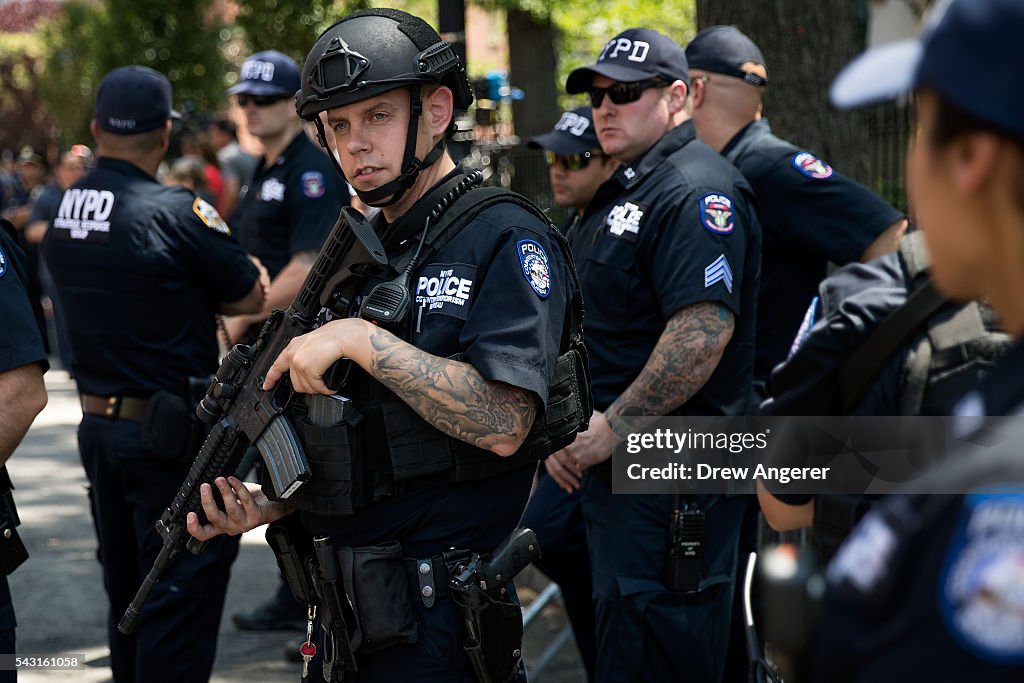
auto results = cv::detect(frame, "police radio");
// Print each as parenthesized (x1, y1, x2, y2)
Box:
(359, 172, 483, 329)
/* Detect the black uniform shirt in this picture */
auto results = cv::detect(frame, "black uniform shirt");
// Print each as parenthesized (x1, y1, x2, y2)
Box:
(722, 119, 903, 382)
(0, 220, 47, 374)
(570, 120, 761, 416)
(302, 173, 576, 557)
(42, 157, 258, 397)
(230, 132, 346, 279)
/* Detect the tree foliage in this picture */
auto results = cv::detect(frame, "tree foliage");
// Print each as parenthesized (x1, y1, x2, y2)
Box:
(39, 0, 226, 146)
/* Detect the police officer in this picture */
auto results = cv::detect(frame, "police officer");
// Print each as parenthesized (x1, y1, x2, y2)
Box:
(521, 106, 615, 682)
(223, 50, 346, 346)
(187, 9, 578, 683)
(685, 26, 908, 391)
(807, 1, 1024, 679)
(42, 66, 267, 682)
(559, 28, 760, 681)
(0, 218, 48, 679)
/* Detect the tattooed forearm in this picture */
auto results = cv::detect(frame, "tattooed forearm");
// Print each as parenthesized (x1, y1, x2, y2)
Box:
(366, 327, 538, 455)
(606, 302, 734, 432)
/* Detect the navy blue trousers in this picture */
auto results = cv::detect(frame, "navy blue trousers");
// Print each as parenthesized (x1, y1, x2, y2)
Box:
(78, 415, 239, 683)
(581, 473, 747, 683)
(520, 469, 597, 681)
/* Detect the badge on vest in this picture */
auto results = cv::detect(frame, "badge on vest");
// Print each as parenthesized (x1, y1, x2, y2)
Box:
(415, 263, 477, 320)
(517, 239, 551, 299)
(704, 254, 734, 294)
(699, 193, 735, 235)
(260, 177, 286, 202)
(50, 188, 115, 243)
(193, 198, 230, 235)
(939, 491, 1024, 665)
(0, 242, 6, 279)
(791, 152, 834, 179)
(302, 171, 325, 198)
(606, 201, 644, 241)
(788, 296, 820, 358)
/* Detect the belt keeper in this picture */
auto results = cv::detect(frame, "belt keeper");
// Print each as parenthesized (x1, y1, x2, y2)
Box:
(416, 558, 436, 608)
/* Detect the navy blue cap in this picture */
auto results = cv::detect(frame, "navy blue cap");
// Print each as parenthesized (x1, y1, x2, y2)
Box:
(227, 50, 301, 97)
(831, 0, 1024, 140)
(685, 25, 768, 86)
(526, 107, 601, 155)
(567, 28, 689, 94)
(94, 66, 181, 135)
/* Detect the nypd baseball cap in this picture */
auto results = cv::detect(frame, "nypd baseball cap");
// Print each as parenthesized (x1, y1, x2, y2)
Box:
(685, 25, 768, 87)
(831, 0, 1024, 140)
(94, 66, 181, 135)
(526, 107, 601, 156)
(227, 50, 301, 97)
(567, 28, 690, 94)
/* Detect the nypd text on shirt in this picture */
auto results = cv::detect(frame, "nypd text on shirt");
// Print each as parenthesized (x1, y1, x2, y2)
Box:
(52, 188, 116, 241)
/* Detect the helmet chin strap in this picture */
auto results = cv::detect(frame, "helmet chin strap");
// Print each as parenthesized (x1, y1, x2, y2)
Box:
(313, 86, 446, 209)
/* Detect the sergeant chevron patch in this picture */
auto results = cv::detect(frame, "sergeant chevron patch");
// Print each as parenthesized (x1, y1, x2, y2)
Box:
(704, 254, 733, 293)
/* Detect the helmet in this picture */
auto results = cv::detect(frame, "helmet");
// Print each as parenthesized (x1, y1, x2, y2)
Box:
(297, 9, 473, 208)
(297, 8, 473, 121)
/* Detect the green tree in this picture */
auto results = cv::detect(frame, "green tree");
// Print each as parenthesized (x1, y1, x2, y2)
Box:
(39, 0, 226, 147)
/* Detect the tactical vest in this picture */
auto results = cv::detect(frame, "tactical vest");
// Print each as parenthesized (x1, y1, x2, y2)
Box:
(814, 231, 1012, 564)
(835, 230, 1011, 416)
(278, 177, 593, 517)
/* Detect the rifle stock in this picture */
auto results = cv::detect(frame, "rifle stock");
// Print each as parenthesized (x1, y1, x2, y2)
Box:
(119, 208, 361, 635)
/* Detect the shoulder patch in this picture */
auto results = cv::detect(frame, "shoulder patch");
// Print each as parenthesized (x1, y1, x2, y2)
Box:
(699, 192, 736, 235)
(517, 239, 551, 299)
(301, 171, 326, 198)
(704, 254, 734, 294)
(192, 197, 230, 235)
(788, 296, 820, 358)
(0, 241, 7, 278)
(939, 491, 1024, 665)
(791, 152, 834, 179)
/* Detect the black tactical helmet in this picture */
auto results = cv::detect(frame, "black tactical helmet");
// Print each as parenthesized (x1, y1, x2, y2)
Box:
(297, 9, 473, 120)
(296, 9, 473, 207)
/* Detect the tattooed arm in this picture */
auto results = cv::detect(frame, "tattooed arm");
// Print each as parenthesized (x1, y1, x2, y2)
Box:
(605, 301, 734, 433)
(566, 302, 734, 471)
(262, 317, 538, 457)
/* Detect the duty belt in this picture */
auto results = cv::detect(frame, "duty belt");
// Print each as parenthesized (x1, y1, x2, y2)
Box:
(80, 394, 149, 421)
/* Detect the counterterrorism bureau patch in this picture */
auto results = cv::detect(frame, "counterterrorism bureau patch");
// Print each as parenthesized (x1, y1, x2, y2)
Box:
(517, 239, 551, 299)
(302, 171, 326, 198)
(939, 491, 1024, 664)
(415, 263, 477, 320)
(193, 198, 230, 235)
(699, 193, 735, 235)
(791, 152, 834, 179)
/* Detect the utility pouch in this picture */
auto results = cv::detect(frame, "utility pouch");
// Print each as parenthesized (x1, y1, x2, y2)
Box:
(520, 346, 592, 459)
(337, 541, 418, 654)
(140, 391, 190, 461)
(0, 470, 26, 575)
(283, 396, 362, 516)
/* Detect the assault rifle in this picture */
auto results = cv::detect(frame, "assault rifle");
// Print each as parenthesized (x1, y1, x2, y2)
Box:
(119, 207, 372, 635)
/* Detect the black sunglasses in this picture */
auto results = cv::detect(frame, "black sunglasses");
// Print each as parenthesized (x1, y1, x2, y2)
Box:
(543, 150, 607, 171)
(236, 93, 290, 108)
(588, 78, 669, 108)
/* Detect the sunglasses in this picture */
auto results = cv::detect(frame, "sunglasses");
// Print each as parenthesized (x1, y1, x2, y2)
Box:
(588, 78, 669, 108)
(236, 94, 290, 108)
(544, 150, 607, 171)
